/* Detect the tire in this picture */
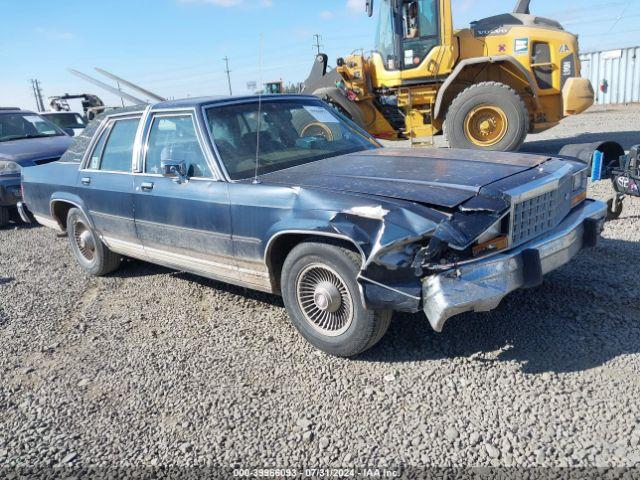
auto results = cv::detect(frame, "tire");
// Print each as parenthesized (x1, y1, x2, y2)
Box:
(0, 207, 9, 228)
(606, 197, 624, 221)
(9, 207, 21, 223)
(281, 239, 392, 357)
(66, 208, 121, 276)
(445, 81, 529, 152)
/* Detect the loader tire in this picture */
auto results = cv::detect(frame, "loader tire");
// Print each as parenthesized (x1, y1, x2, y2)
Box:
(445, 82, 529, 152)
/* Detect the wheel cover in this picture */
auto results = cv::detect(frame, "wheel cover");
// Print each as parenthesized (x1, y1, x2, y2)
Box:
(73, 220, 96, 261)
(300, 122, 334, 141)
(464, 105, 508, 147)
(295, 263, 354, 337)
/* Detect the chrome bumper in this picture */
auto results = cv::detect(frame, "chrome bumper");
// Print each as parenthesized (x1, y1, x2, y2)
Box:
(16, 201, 34, 224)
(422, 199, 607, 332)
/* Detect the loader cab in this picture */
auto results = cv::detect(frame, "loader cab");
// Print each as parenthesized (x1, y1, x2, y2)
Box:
(373, 0, 440, 71)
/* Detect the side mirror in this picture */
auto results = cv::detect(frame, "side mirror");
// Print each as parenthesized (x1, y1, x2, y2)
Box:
(366, 0, 374, 17)
(63, 128, 75, 137)
(161, 159, 188, 183)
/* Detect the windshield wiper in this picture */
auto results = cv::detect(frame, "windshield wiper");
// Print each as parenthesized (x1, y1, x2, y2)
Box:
(0, 133, 59, 142)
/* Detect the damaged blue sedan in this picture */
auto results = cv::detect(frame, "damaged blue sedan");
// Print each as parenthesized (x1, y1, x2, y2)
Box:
(20, 95, 607, 356)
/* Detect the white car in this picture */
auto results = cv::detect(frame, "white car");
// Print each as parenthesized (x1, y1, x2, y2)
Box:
(41, 112, 87, 136)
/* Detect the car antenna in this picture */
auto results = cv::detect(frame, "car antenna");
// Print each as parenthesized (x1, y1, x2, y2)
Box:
(253, 34, 264, 185)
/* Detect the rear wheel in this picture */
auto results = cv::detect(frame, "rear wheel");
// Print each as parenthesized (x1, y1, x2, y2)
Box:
(445, 82, 529, 152)
(281, 240, 392, 357)
(66, 208, 121, 276)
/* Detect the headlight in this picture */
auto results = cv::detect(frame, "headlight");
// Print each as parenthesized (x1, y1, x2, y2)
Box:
(572, 169, 588, 191)
(0, 160, 21, 176)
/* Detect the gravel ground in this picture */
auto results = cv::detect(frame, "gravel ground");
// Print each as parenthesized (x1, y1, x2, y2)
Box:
(1, 105, 640, 474)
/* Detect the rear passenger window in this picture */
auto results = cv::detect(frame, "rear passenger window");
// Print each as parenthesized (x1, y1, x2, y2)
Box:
(95, 118, 139, 172)
(145, 115, 212, 178)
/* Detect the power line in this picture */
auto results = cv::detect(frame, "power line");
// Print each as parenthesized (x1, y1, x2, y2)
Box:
(143, 62, 312, 95)
(122, 32, 372, 84)
(607, 3, 631, 34)
(223, 56, 233, 95)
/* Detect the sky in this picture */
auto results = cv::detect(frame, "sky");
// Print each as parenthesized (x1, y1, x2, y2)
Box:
(1, 0, 639, 111)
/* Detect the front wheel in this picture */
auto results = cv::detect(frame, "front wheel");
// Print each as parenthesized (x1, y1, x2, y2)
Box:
(281, 240, 392, 357)
(0, 207, 9, 228)
(445, 81, 530, 152)
(66, 208, 121, 276)
(607, 195, 624, 221)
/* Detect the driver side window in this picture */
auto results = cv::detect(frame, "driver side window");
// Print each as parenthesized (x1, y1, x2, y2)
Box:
(145, 115, 212, 178)
(402, 0, 439, 69)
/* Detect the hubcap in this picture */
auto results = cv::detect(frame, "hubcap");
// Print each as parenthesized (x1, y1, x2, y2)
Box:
(73, 221, 96, 261)
(296, 264, 354, 337)
(313, 281, 342, 313)
(300, 122, 334, 141)
(464, 105, 508, 147)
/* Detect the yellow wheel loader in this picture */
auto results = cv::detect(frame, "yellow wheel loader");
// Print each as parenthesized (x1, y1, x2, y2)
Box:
(302, 0, 594, 151)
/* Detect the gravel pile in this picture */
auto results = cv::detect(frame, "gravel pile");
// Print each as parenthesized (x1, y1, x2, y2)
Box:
(1, 106, 639, 472)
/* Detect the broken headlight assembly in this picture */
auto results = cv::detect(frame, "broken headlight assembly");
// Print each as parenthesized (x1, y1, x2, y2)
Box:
(472, 217, 510, 257)
(0, 160, 21, 176)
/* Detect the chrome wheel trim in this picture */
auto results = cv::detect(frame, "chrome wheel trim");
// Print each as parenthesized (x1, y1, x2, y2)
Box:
(295, 263, 354, 337)
(73, 220, 96, 262)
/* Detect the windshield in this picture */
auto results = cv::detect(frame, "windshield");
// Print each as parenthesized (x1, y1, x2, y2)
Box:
(43, 113, 87, 130)
(375, 0, 400, 70)
(205, 100, 379, 180)
(0, 113, 65, 142)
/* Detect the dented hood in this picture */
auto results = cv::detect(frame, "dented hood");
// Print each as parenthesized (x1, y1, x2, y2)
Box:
(259, 147, 551, 209)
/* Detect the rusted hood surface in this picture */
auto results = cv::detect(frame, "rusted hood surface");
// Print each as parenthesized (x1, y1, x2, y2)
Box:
(259, 148, 550, 209)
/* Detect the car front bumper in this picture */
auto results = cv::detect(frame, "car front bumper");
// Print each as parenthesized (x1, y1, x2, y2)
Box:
(16, 201, 35, 223)
(422, 199, 607, 332)
(0, 175, 22, 208)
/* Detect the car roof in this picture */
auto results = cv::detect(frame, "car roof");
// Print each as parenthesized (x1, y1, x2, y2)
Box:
(42, 111, 82, 115)
(152, 94, 320, 110)
(0, 108, 31, 114)
(96, 94, 326, 120)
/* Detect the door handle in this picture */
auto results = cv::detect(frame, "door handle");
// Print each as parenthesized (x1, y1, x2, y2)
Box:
(140, 182, 154, 191)
(81, 177, 91, 186)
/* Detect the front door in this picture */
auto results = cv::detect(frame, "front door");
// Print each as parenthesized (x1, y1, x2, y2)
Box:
(132, 112, 235, 282)
(77, 115, 141, 255)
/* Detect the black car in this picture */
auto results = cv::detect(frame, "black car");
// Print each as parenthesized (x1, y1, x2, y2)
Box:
(20, 95, 607, 356)
(0, 108, 73, 226)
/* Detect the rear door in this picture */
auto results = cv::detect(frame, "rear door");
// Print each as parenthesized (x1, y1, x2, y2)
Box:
(132, 111, 234, 280)
(77, 114, 142, 254)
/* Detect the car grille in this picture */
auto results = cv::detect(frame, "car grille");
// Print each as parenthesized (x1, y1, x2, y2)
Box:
(510, 176, 572, 246)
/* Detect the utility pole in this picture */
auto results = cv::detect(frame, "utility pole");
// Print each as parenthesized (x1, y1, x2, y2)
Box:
(223, 56, 233, 96)
(30, 80, 38, 110)
(31, 79, 45, 112)
(313, 34, 323, 55)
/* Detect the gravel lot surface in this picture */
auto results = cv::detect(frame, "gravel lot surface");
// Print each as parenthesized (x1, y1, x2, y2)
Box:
(1, 105, 640, 473)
